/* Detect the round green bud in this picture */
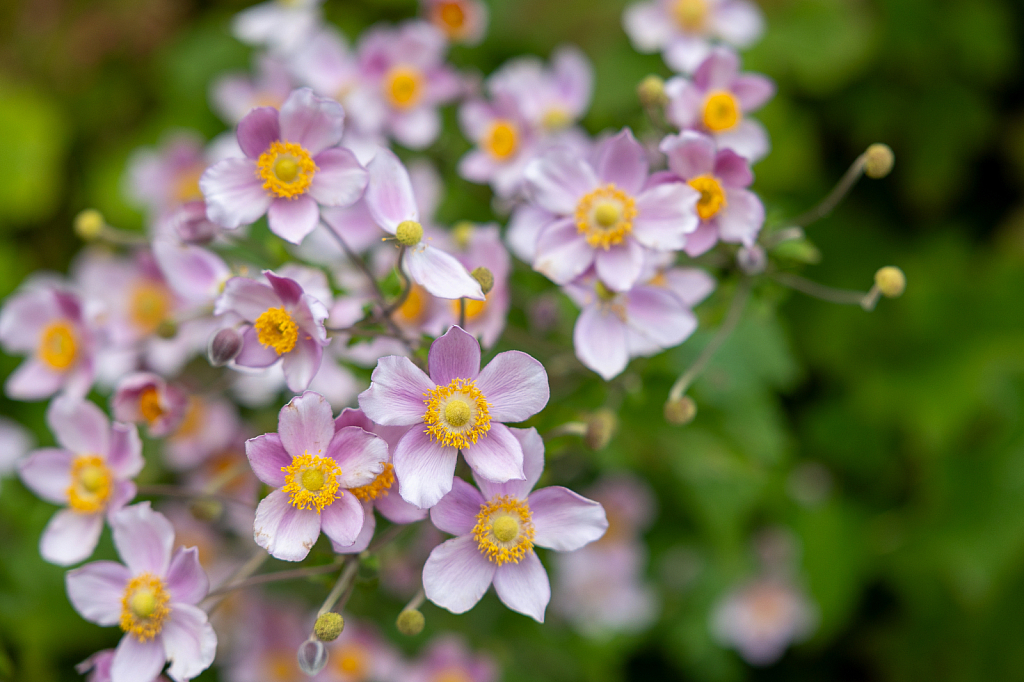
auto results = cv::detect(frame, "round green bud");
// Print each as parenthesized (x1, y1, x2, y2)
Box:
(637, 75, 668, 108)
(395, 220, 424, 247)
(314, 612, 345, 642)
(864, 143, 894, 179)
(74, 209, 105, 241)
(874, 266, 906, 298)
(584, 409, 617, 450)
(396, 609, 425, 636)
(470, 267, 494, 295)
(664, 396, 697, 425)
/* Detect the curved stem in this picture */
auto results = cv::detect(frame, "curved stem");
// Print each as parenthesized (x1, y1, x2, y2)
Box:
(790, 153, 867, 228)
(317, 560, 358, 616)
(403, 588, 425, 612)
(204, 558, 348, 599)
(770, 271, 871, 307)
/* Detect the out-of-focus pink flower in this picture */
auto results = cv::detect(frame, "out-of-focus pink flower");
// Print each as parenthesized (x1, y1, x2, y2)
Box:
(665, 48, 775, 162)
(405, 636, 497, 682)
(125, 132, 208, 220)
(458, 98, 537, 199)
(152, 239, 232, 307)
(112, 373, 189, 438)
(624, 0, 764, 73)
(359, 325, 548, 509)
(215, 270, 329, 392)
(423, 427, 607, 622)
(434, 224, 511, 349)
(246, 391, 388, 560)
(711, 577, 818, 665)
(524, 128, 700, 292)
(212, 55, 296, 125)
(0, 417, 32, 481)
(231, 0, 324, 56)
(0, 283, 95, 400)
(490, 46, 593, 133)
(321, 619, 403, 682)
(588, 472, 657, 542)
(18, 396, 142, 565)
(66, 503, 216, 682)
(165, 396, 240, 470)
(201, 88, 368, 245)
(423, 0, 488, 45)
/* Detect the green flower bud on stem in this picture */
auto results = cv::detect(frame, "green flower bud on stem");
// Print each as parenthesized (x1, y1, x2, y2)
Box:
(664, 396, 697, 425)
(396, 609, 425, 636)
(864, 144, 894, 179)
(314, 612, 345, 642)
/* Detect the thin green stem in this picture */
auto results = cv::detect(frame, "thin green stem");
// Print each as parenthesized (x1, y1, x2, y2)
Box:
(790, 153, 867, 228)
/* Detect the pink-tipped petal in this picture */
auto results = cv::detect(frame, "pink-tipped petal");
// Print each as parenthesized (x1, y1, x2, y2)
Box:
(66, 560, 130, 625)
(279, 87, 345, 156)
(234, 326, 282, 368)
(428, 325, 481, 386)
(474, 351, 548, 423)
(166, 547, 209, 605)
(111, 632, 165, 682)
(375, 486, 429, 524)
(595, 240, 646, 293)
(161, 604, 217, 682)
(461, 423, 525, 484)
(475, 426, 544, 500)
(533, 218, 595, 285)
(5, 360, 66, 401)
(201, 158, 274, 229)
(529, 486, 608, 551)
(308, 148, 368, 207)
(246, 433, 291, 487)
(253, 489, 322, 562)
(268, 195, 320, 245)
(406, 246, 485, 301)
(694, 48, 740, 92)
(359, 356, 436, 426)
(330, 426, 388, 489)
(632, 182, 701, 251)
(364, 149, 418, 232)
(716, 188, 765, 244)
(492, 551, 550, 622)
(47, 395, 109, 456)
(41, 509, 103, 566)
(107, 423, 143, 479)
(18, 448, 73, 504)
(627, 287, 698, 348)
(713, 148, 754, 188)
(661, 131, 717, 180)
(574, 305, 629, 381)
(214, 277, 283, 320)
(237, 106, 281, 159)
(319, 490, 365, 548)
(732, 74, 775, 112)
(333, 501, 375, 554)
(523, 151, 596, 216)
(392, 428, 459, 509)
(622, 1, 671, 51)
(278, 391, 337, 460)
(423, 535, 497, 614)
(430, 477, 485, 535)
(594, 129, 648, 196)
(716, 119, 769, 163)
(111, 502, 175, 577)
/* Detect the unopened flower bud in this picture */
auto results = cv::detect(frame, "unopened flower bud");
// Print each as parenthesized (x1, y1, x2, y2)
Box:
(297, 638, 328, 676)
(452, 221, 475, 250)
(864, 143, 894, 179)
(874, 266, 906, 298)
(638, 75, 668, 108)
(314, 612, 344, 642)
(208, 328, 243, 367)
(664, 396, 697, 425)
(585, 409, 617, 450)
(737, 245, 767, 275)
(470, 267, 494, 295)
(74, 209, 105, 241)
(189, 499, 223, 522)
(396, 609, 425, 636)
(395, 220, 424, 247)
(156, 320, 177, 339)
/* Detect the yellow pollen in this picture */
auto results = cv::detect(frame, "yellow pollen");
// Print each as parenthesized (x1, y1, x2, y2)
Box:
(673, 0, 709, 31)
(422, 378, 491, 450)
(256, 141, 317, 199)
(575, 184, 637, 250)
(385, 67, 423, 109)
(67, 455, 113, 514)
(130, 281, 171, 335)
(138, 386, 164, 423)
(450, 296, 487, 321)
(433, 0, 468, 36)
(351, 463, 396, 502)
(472, 495, 534, 565)
(38, 320, 77, 370)
(120, 573, 171, 641)
(542, 108, 571, 130)
(688, 174, 727, 220)
(483, 120, 518, 160)
(281, 452, 341, 512)
(396, 284, 428, 323)
(703, 91, 740, 132)
(395, 220, 424, 247)
(254, 307, 299, 355)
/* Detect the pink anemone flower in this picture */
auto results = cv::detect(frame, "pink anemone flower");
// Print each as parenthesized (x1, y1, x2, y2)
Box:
(201, 87, 368, 245)
(711, 577, 818, 665)
(423, 0, 489, 46)
(112, 372, 190, 438)
(422, 427, 607, 622)
(19, 396, 142, 565)
(65, 503, 217, 682)
(405, 636, 497, 682)
(246, 391, 389, 561)
(359, 325, 549, 510)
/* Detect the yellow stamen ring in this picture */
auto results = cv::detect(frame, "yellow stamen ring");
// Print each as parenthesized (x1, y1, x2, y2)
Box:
(688, 174, 727, 220)
(67, 454, 113, 514)
(120, 573, 171, 641)
(422, 378, 491, 450)
(385, 67, 423, 110)
(256, 141, 318, 199)
(130, 282, 171, 335)
(38, 320, 77, 370)
(281, 452, 342, 513)
(472, 495, 535, 566)
(672, 0, 709, 31)
(254, 307, 299, 355)
(138, 386, 164, 424)
(483, 120, 518, 160)
(351, 463, 396, 502)
(703, 91, 740, 132)
(575, 184, 637, 250)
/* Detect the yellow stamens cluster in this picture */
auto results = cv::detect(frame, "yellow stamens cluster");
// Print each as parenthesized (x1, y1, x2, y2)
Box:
(138, 386, 164, 423)
(672, 0, 709, 31)
(688, 174, 727, 220)
(575, 184, 637, 250)
(432, 0, 468, 37)
(130, 282, 171, 335)
(351, 463, 396, 502)
(483, 120, 518, 160)
(120, 573, 171, 641)
(385, 67, 423, 109)
(67, 455, 113, 514)
(472, 495, 535, 566)
(257, 141, 318, 199)
(703, 91, 740, 132)
(334, 642, 369, 678)
(281, 452, 341, 512)
(422, 378, 491, 450)
(255, 307, 299, 355)
(38, 320, 77, 370)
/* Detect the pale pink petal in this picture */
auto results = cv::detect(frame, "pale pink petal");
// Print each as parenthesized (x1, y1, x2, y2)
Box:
(279, 87, 345, 156)
(523, 151, 596, 215)
(265, 270, 305, 306)
(627, 286, 698, 349)
(392, 428, 459, 509)
(714, 148, 754, 188)
(166, 547, 209, 605)
(462, 423, 525, 484)
(694, 47, 739, 92)
(716, 119, 769, 162)
(236, 106, 281, 158)
(506, 205, 552, 263)
(661, 131, 717, 180)
(281, 335, 324, 391)
(391, 107, 441, 150)
(41, 509, 103, 566)
(333, 501, 375, 553)
(161, 604, 217, 682)
(0, 289, 63, 351)
(246, 433, 291, 487)
(47, 395, 109, 456)
(278, 391, 337, 459)
(234, 326, 281, 368)
(214, 277, 282, 320)
(574, 305, 629, 381)
(474, 351, 548, 423)
(594, 129, 648, 196)
(595, 240, 646, 293)
(107, 480, 137, 516)
(533, 218, 594, 285)
(308, 148, 368, 207)
(111, 633, 165, 682)
(406, 246, 485, 301)
(201, 158, 273, 229)
(430, 477, 485, 535)
(664, 36, 713, 74)
(713, 0, 765, 47)
(375, 486, 429, 524)
(622, 1, 671, 51)
(364, 149, 419, 233)
(732, 74, 775, 112)
(111, 502, 175, 577)
(18, 448, 73, 504)
(107, 423, 143, 479)
(320, 490, 365, 548)
(66, 560, 130, 625)
(475, 426, 544, 500)
(423, 535, 497, 614)
(5, 360, 66, 401)
(492, 551, 550, 622)
(428, 325, 481, 386)
(664, 268, 717, 306)
(529, 486, 607, 551)
(253, 489, 322, 561)
(268, 195, 320, 244)
(664, 77, 702, 129)
(683, 221, 719, 256)
(358, 356, 435, 426)
(330, 426, 388, 488)
(717, 188, 765, 244)
(632, 182, 701, 251)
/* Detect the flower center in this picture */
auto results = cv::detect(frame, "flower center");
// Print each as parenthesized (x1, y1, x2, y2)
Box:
(172, 396, 204, 439)
(472, 495, 535, 565)
(67, 454, 113, 514)
(449, 296, 487, 321)
(351, 463, 396, 502)
(483, 120, 518, 160)
(130, 281, 171, 335)
(174, 165, 206, 203)
(138, 386, 164, 423)
(256, 141, 318, 199)
(703, 91, 740, 132)
(672, 0, 708, 31)
(254, 306, 299, 355)
(688, 174, 727, 220)
(385, 66, 423, 110)
(575, 184, 637, 250)
(281, 452, 342, 512)
(37, 320, 77, 370)
(433, 0, 467, 36)
(120, 573, 171, 641)
(395, 220, 424, 247)
(396, 284, 429, 323)
(422, 378, 491, 450)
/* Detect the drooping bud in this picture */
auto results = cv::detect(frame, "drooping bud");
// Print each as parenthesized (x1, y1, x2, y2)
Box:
(297, 638, 328, 676)
(395, 220, 424, 247)
(74, 209, 105, 241)
(470, 267, 494, 295)
(664, 396, 697, 425)
(584, 409, 617, 450)
(737, 245, 767, 275)
(874, 266, 906, 298)
(637, 75, 668, 108)
(864, 144, 894, 179)
(314, 612, 344, 642)
(396, 609, 425, 636)
(208, 328, 243, 367)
